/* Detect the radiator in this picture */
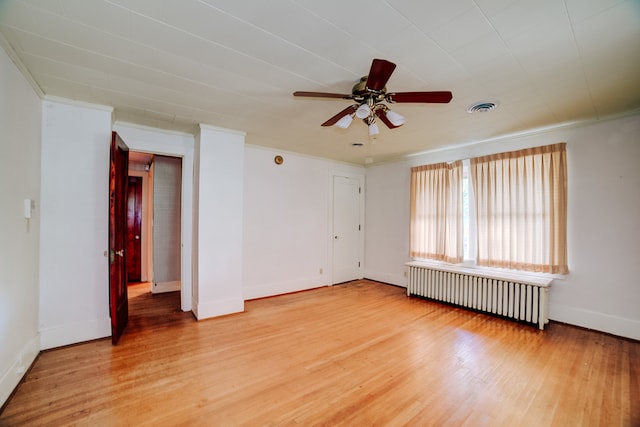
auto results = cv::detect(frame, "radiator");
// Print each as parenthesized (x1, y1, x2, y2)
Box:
(406, 262, 552, 330)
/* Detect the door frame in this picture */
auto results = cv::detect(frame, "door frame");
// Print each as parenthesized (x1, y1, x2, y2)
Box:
(328, 171, 365, 285)
(113, 123, 194, 312)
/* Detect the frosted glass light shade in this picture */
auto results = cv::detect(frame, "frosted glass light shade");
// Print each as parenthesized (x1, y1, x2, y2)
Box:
(356, 103, 371, 119)
(385, 110, 405, 126)
(335, 114, 353, 129)
(368, 122, 379, 136)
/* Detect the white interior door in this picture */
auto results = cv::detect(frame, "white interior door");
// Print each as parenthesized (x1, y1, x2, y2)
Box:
(332, 175, 362, 284)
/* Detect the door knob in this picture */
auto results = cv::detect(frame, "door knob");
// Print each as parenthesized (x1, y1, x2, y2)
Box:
(135, 235, 140, 240)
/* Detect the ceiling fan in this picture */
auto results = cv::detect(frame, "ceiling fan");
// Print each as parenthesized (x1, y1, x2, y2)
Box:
(293, 58, 452, 136)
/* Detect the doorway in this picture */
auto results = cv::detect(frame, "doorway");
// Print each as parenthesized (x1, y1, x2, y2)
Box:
(112, 122, 194, 312)
(127, 151, 153, 285)
(127, 152, 183, 300)
(127, 176, 143, 283)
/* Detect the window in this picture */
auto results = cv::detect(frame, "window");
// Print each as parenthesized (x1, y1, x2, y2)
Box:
(410, 143, 568, 275)
(409, 161, 463, 263)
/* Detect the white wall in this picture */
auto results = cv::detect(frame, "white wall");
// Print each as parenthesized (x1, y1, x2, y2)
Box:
(152, 155, 182, 291)
(38, 99, 113, 349)
(243, 146, 364, 299)
(364, 161, 411, 286)
(193, 125, 245, 318)
(365, 113, 640, 340)
(0, 45, 42, 406)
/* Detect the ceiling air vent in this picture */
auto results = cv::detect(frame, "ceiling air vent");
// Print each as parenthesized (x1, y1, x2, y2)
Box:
(466, 101, 498, 113)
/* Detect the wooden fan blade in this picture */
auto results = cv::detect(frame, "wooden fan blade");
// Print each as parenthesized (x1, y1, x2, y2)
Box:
(375, 110, 402, 129)
(321, 104, 358, 127)
(294, 91, 353, 99)
(365, 59, 396, 92)
(387, 91, 453, 103)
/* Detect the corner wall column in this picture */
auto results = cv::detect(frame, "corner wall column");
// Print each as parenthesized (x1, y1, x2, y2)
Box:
(192, 124, 245, 319)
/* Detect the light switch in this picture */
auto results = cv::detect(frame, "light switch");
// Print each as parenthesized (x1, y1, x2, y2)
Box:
(24, 198, 32, 219)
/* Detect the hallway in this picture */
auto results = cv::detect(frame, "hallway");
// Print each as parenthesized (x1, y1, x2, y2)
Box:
(125, 282, 191, 337)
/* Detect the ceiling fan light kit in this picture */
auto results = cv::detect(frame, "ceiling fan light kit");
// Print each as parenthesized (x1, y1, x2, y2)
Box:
(368, 121, 380, 137)
(294, 59, 452, 136)
(356, 103, 371, 119)
(335, 114, 354, 129)
(385, 110, 405, 126)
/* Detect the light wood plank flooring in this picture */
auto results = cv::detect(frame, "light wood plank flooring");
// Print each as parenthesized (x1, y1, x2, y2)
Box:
(1, 280, 638, 426)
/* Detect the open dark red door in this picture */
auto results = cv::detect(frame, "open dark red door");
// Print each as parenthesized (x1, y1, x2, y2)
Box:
(126, 176, 143, 282)
(109, 131, 129, 345)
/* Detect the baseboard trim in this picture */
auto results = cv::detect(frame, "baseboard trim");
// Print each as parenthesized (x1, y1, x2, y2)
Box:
(362, 270, 407, 288)
(152, 280, 181, 294)
(244, 277, 329, 300)
(194, 297, 244, 320)
(549, 303, 640, 341)
(40, 318, 111, 350)
(0, 334, 40, 408)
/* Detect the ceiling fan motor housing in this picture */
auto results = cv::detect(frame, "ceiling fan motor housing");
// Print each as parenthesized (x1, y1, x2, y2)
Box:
(352, 76, 386, 97)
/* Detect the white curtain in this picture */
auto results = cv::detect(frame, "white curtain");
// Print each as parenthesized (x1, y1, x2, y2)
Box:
(410, 161, 463, 263)
(470, 143, 568, 274)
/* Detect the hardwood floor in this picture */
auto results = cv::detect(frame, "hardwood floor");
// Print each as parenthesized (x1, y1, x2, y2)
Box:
(1, 280, 638, 426)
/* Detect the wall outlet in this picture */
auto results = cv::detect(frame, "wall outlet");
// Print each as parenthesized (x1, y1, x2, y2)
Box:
(319, 268, 323, 275)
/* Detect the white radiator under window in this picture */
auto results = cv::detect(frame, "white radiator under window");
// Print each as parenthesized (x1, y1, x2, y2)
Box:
(406, 261, 552, 330)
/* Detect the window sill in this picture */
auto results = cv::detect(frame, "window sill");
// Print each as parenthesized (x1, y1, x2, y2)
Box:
(407, 258, 565, 286)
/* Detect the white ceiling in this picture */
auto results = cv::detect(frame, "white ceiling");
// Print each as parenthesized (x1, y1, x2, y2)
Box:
(1, 0, 639, 165)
